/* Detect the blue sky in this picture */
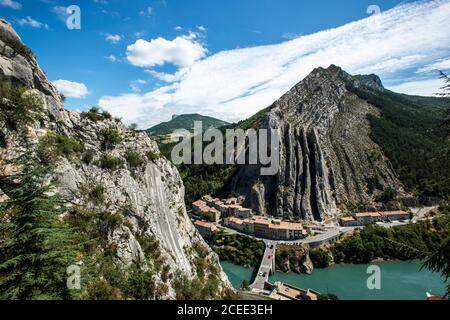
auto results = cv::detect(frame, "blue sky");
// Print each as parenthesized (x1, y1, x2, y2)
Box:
(1, 0, 449, 128)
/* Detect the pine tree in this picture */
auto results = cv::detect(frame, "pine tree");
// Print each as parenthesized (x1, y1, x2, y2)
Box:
(0, 139, 77, 299)
(423, 237, 450, 297)
(439, 71, 450, 136)
(423, 71, 450, 297)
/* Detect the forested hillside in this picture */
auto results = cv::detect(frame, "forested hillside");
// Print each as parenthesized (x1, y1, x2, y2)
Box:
(347, 85, 450, 203)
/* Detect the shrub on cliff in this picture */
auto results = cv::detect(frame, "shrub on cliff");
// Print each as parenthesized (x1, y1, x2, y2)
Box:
(81, 107, 112, 122)
(0, 85, 44, 130)
(99, 128, 122, 150)
(37, 132, 84, 164)
(97, 154, 123, 171)
(125, 149, 144, 169)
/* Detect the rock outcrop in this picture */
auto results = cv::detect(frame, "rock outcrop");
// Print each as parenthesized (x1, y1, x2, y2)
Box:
(275, 245, 313, 274)
(231, 65, 405, 221)
(0, 19, 231, 299)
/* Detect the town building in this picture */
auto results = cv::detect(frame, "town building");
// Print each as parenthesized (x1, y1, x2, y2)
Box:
(354, 212, 382, 225)
(339, 216, 358, 227)
(194, 220, 217, 237)
(268, 282, 320, 301)
(236, 207, 253, 219)
(192, 199, 221, 223)
(379, 210, 410, 221)
(347, 210, 410, 226)
(194, 195, 255, 220)
(225, 197, 238, 205)
(224, 217, 306, 240)
(223, 217, 253, 233)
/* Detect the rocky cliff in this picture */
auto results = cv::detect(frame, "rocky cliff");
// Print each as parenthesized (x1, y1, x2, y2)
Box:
(231, 65, 406, 221)
(0, 19, 231, 299)
(275, 245, 314, 275)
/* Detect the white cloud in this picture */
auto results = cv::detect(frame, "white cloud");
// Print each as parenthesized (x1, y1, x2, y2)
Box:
(139, 7, 154, 16)
(356, 55, 427, 75)
(0, 0, 22, 10)
(52, 80, 89, 98)
(387, 78, 444, 96)
(126, 33, 207, 68)
(417, 57, 450, 73)
(129, 79, 147, 93)
(105, 34, 121, 43)
(145, 69, 187, 82)
(197, 25, 206, 32)
(105, 55, 117, 62)
(281, 32, 302, 40)
(16, 16, 49, 29)
(174, 26, 183, 31)
(100, 0, 450, 129)
(51, 6, 68, 22)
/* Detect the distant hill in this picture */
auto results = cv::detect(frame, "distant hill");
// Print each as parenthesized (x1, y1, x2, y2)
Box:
(147, 114, 230, 136)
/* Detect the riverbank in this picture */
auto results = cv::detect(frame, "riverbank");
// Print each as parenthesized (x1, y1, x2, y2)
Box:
(221, 260, 448, 300)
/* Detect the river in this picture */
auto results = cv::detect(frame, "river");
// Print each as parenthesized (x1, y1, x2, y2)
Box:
(220, 260, 448, 300)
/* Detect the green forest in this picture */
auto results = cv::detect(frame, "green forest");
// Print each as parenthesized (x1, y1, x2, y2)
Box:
(207, 232, 265, 268)
(348, 85, 450, 203)
(333, 207, 449, 264)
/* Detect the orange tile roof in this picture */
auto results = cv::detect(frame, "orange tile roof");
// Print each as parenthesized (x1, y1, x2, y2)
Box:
(193, 200, 206, 207)
(274, 221, 303, 231)
(253, 218, 271, 226)
(355, 212, 381, 217)
(379, 211, 408, 216)
(229, 217, 303, 231)
(340, 217, 356, 222)
(194, 220, 216, 229)
(226, 217, 244, 225)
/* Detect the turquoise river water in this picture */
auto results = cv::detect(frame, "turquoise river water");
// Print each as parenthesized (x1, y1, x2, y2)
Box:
(220, 260, 448, 300)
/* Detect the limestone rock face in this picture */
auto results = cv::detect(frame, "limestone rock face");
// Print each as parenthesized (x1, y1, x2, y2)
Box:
(300, 252, 314, 275)
(232, 65, 405, 221)
(0, 19, 231, 298)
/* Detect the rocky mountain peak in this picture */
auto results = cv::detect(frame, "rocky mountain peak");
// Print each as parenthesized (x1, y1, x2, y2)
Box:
(305, 64, 384, 91)
(232, 65, 403, 222)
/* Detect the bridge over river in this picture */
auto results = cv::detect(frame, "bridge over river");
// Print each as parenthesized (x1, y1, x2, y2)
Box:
(249, 229, 343, 291)
(249, 241, 276, 291)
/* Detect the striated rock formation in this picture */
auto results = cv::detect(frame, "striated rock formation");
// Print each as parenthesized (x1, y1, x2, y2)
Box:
(0, 19, 231, 299)
(232, 65, 405, 221)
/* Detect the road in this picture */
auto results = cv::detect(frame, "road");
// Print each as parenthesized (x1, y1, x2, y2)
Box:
(288, 228, 341, 246)
(250, 241, 276, 291)
(219, 225, 343, 247)
(411, 206, 437, 222)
